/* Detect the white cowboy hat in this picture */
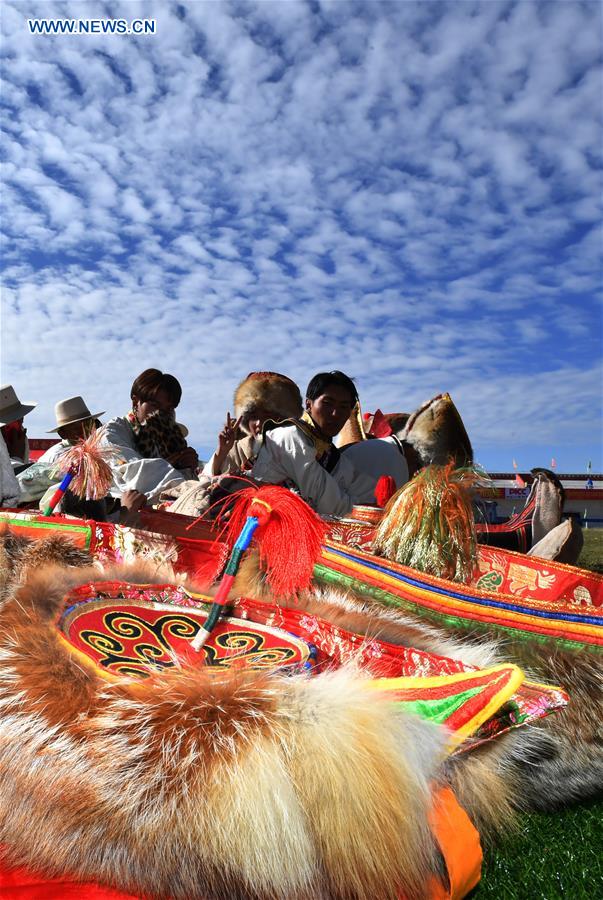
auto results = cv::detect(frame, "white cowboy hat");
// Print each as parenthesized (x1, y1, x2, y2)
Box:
(0, 384, 37, 426)
(47, 396, 105, 433)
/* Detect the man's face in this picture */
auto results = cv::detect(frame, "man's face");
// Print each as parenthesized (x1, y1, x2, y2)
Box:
(306, 384, 355, 438)
(58, 418, 96, 444)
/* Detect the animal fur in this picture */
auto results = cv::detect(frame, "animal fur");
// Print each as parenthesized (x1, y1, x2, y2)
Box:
(234, 372, 303, 432)
(0, 527, 93, 604)
(0, 560, 453, 900)
(529, 469, 564, 546)
(401, 393, 473, 467)
(235, 552, 603, 817)
(529, 517, 584, 565)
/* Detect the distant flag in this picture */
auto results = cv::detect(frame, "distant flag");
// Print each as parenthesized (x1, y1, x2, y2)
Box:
(551, 458, 557, 469)
(515, 472, 526, 488)
(586, 460, 593, 489)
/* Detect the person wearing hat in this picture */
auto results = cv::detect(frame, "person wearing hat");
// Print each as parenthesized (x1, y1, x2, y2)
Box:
(0, 385, 37, 507)
(0, 384, 37, 469)
(17, 396, 104, 505)
(202, 372, 304, 477)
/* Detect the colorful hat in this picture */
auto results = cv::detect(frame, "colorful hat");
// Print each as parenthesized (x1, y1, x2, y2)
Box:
(0, 384, 37, 425)
(47, 396, 105, 432)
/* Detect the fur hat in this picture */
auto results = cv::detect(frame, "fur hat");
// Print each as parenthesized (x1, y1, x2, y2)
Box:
(234, 372, 302, 429)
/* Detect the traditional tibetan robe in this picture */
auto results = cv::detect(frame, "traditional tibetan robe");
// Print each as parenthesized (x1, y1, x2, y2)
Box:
(202, 435, 261, 478)
(252, 414, 376, 517)
(101, 416, 186, 503)
(341, 435, 409, 489)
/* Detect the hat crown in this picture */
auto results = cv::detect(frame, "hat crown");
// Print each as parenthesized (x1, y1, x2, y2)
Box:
(54, 396, 92, 427)
(0, 385, 19, 409)
(0, 384, 36, 425)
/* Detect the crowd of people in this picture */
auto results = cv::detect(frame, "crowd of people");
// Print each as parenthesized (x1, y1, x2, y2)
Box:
(0, 368, 417, 520)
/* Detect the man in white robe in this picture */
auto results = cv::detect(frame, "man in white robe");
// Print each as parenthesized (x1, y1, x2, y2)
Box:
(252, 371, 376, 518)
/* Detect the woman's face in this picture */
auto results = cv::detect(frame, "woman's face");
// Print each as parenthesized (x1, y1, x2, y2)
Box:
(133, 388, 174, 424)
(306, 384, 355, 438)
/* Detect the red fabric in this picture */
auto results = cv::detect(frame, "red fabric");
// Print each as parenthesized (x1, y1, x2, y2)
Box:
(366, 409, 393, 438)
(0, 859, 141, 899)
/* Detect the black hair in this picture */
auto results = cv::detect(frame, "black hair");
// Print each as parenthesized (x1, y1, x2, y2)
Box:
(130, 368, 182, 408)
(305, 370, 358, 404)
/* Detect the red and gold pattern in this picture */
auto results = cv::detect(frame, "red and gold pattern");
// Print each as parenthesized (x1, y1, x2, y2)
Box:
(58, 590, 313, 680)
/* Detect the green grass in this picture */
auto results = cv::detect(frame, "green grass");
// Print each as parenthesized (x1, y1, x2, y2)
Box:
(578, 528, 603, 574)
(471, 531, 602, 898)
(472, 803, 603, 898)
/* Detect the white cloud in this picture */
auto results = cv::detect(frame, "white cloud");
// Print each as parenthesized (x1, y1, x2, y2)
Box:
(1, 0, 601, 471)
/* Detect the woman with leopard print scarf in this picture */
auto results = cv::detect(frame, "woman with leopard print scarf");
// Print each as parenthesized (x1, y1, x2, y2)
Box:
(101, 368, 199, 505)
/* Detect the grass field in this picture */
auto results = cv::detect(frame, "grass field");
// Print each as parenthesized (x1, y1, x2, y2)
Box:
(471, 529, 602, 898)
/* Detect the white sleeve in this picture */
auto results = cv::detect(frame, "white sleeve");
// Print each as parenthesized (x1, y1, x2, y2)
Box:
(100, 418, 185, 503)
(0, 433, 20, 507)
(252, 427, 358, 518)
(341, 437, 409, 494)
(201, 454, 217, 478)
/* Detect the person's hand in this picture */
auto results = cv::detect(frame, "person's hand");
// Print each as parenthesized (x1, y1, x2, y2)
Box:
(120, 489, 147, 513)
(210, 413, 241, 475)
(217, 413, 241, 456)
(167, 446, 199, 470)
(119, 489, 147, 525)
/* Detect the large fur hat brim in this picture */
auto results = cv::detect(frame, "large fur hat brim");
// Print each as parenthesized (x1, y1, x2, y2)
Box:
(0, 562, 447, 900)
(234, 372, 303, 424)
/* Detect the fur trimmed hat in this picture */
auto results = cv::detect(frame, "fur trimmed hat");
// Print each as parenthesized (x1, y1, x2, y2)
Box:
(234, 372, 303, 427)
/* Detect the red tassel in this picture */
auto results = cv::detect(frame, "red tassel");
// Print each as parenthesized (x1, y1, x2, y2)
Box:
(219, 485, 327, 598)
(375, 475, 397, 507)
(187, 540, 228, 588)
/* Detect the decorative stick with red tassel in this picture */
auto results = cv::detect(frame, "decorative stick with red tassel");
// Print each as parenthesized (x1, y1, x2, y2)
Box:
(42, 430, 113, 516)
(191, 485, 327, 653)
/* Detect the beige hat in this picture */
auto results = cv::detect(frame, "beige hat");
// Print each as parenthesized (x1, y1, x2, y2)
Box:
(0, 384, 37, 425)
(47, 396, 105, 433)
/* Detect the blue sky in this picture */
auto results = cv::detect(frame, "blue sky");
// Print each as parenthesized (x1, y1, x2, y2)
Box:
(1, 0, 601, 472)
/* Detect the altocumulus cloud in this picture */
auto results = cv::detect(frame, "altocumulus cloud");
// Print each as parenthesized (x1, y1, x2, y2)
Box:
(1, 0, 601, 470)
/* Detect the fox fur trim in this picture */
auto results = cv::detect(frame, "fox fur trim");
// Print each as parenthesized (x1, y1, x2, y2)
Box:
(0, 562, 449, 900)
(234, 372, 303, 432)
(0, 527, 93, 605)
